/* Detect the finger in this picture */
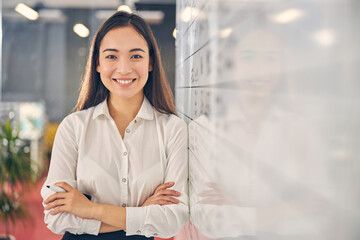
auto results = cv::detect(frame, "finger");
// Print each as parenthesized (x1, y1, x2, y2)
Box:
(200, 196, 235, 205)
(50, 206, 65, 215)
(206, 182, 221, 190)
(44, 192, 67, 204)
(55, 182, 74, 192)
(155, 182, 175, 192)
(200, 197, 223, 205)
(45, 199, 65, 210)
(198, 190, 219, 197)
(156, 189, 181, 197)
(154, 200, 175, 205)
(154, 196, 180, 204)
(164, 196, 180, 204)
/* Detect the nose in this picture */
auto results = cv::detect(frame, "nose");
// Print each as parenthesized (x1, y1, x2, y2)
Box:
(116, 58, 132, 75)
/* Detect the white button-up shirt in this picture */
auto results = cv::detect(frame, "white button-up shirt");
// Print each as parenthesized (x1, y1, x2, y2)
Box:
(41, 97, 189, 238)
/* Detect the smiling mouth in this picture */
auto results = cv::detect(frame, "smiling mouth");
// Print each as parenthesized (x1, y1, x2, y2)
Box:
(113, 78, 136, 84)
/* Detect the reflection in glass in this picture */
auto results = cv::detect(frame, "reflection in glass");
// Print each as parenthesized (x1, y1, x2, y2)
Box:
(176, 0, 360, 239)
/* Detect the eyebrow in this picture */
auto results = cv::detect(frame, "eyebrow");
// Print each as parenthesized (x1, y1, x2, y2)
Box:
(130, 48, 146, 53)
(102, 48, 146, 53)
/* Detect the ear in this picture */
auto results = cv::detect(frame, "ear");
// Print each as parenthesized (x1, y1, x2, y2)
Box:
(148, 57, 153, 72)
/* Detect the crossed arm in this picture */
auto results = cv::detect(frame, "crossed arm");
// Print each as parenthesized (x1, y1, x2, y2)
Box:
(43, 181, 181, 232)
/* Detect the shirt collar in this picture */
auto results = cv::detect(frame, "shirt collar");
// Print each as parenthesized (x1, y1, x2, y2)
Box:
(92, 98, 111, 120)
(137, 96, 154, 120)
(92, 96, 154, 120)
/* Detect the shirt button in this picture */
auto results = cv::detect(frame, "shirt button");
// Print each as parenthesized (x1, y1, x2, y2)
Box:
(154, 233, 158, 236)
(122, 178, 127, 183)
(134, 120, 137, 124)
(123, 152, 127, 156)
(122, 203, 126, 207)
(136, 230, 141, 234)
(126, 128, 130, 133)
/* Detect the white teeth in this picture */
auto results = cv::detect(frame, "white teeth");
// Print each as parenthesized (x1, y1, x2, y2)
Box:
(114, 79, 134, 84)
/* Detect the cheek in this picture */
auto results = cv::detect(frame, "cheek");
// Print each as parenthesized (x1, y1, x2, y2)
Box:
(235, 62, 253, 78)
(98, 64, 114, 76)
(137, 62, 151, 77)
(98, 67, 114, 88)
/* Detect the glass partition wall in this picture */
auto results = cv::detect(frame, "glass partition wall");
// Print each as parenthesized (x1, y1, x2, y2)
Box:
(175, 0, 360, 239)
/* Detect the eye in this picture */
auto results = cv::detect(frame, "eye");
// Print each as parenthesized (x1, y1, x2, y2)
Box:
(105, 55, 117, 59)
(241, 55, 255, 62)
(131, 55, 143, 59)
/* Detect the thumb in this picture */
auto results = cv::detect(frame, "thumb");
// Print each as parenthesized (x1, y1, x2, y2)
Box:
(55, 182, 73, 192)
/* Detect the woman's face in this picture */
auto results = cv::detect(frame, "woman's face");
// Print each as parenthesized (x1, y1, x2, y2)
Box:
(97, 26, 152, 102)
(235, 29, 282, 98)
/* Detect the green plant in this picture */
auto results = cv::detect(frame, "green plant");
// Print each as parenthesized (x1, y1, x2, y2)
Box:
(0, 119, 36, 239)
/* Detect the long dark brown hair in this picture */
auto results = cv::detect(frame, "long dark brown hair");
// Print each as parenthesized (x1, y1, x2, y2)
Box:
(74, 11, 176, 115)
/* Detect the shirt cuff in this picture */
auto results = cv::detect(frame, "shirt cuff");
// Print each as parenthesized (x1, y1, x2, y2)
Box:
(80, 218, 101, 235)
(195, 205, 256, 238)
(126, 206, 148, 237)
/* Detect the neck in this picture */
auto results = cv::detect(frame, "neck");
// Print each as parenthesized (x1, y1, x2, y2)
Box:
(107, 93, 144, 121)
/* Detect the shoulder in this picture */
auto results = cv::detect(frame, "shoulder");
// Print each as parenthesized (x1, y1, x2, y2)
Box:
(155, 111, 187, 132)
(155, 111, 187, 150)
(57, 107, 96, 134)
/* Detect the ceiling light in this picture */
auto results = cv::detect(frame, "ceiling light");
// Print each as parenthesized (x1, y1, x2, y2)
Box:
(271, 8, 305, 23)
(180, 7, 199, 23)
(117, 5, 132, 13)
(173, 28, 176, 39)
(73, 23, 89, 38)
(313, 29, 335, 46)
(14, 3, 39, 21)
(220, 28, 233, 38)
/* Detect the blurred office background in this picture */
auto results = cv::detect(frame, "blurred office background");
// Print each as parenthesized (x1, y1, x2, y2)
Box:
(0, 0, 175, 239)
(1, 0, 360, 239)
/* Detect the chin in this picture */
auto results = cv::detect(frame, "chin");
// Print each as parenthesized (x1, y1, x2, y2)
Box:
(112, 91, 144, 101)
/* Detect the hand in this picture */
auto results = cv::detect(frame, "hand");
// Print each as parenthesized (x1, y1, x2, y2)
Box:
(199, 182, 236, 206)
(142, 182, 181, 207)
(44, 182, 97, 219)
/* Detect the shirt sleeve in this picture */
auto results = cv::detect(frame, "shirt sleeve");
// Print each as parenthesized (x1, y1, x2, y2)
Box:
(126, 117, 189, 238)
(40, 115, 101, 235)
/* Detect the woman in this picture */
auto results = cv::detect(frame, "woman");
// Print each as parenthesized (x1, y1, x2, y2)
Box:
(41, 11, 188, 240)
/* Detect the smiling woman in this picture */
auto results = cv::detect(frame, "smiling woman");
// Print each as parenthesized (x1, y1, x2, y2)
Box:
(40, 11, 188, 240)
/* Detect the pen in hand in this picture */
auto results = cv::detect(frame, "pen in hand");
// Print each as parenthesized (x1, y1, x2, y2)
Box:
(46, 185, 92, 200)
(46, 185, 66, 192)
